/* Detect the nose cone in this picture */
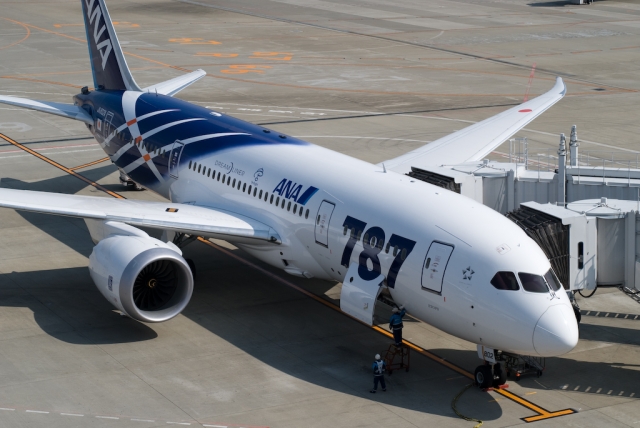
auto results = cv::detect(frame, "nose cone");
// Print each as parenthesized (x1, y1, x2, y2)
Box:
(533, 304, 579, 357)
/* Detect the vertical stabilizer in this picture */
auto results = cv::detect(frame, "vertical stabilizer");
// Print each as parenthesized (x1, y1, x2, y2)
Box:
(81, 0, 141, 91)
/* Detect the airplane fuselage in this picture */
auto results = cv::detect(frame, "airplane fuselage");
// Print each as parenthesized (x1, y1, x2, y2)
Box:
(74, 89, 577, 357)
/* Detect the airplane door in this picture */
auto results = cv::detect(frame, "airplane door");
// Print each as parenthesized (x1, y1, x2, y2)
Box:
(421, 241, 454, 293)
(168, 140, 184, 179)
(315, 200, 335, 247)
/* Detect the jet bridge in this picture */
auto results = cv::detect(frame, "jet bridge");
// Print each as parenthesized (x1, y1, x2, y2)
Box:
(408, 126, 640, 292)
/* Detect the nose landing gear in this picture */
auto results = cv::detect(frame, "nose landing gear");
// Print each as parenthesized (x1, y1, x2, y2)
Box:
(474, 363, 507, 389)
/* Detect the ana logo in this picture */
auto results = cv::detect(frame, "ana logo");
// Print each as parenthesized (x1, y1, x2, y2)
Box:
(273, 178, 318, 205)
(85, 0, 113, 70)
(254, 168, 264, 182)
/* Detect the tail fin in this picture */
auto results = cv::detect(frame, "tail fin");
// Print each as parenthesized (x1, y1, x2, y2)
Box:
(81, 0, 141, 91)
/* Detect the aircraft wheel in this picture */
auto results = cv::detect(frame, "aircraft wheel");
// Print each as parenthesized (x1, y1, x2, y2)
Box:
(493, 363, 507, 387)
(573, 305, 582, 324)
(474, 365, 492, 389)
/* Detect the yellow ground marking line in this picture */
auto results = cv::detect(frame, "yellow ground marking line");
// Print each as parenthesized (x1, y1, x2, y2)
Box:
(0, 18, 30, 51)
(69, 157, 110, 171)
(0, 129, 577, 423)
(0, 133, 123, 199)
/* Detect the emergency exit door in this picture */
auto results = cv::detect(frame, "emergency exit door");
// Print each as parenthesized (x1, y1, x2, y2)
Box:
(168, 140, 184, 179)
(421, 241, 454, 293)
(315, 200, 335, 247)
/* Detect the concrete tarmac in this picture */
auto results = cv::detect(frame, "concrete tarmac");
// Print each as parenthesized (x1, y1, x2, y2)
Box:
(0, 0, 639, 426)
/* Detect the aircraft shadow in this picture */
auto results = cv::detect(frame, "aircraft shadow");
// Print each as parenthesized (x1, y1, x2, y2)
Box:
(0, 268, 158, 344)
(0, 164, 118, 257)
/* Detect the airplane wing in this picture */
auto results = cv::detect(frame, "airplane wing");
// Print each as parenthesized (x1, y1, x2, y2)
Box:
(0, 188, 281, 244)
(382, 77, 566, 173)
(0, 94, 93, 125)
(143, 69, 207, 97)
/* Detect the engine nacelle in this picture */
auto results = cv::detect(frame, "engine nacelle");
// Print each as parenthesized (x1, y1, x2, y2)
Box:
(89, 234, 194, 322)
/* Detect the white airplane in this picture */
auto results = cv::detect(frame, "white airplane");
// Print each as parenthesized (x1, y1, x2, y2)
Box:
(0, 0, 577, 388)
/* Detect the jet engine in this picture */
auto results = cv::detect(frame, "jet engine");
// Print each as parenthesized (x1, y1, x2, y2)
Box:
(88, 234, 194, 322)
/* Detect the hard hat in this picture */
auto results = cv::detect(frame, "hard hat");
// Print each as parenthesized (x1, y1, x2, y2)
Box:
(392, 307, 399, 313)
(375, 354, 381, 360)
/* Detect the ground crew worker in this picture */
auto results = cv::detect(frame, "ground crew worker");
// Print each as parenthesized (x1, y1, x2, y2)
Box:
(370, 354, 386, 393)
(389, 305, 406, 346)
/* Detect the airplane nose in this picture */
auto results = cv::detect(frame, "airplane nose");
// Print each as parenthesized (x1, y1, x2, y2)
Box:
(532, 304, 579, 357)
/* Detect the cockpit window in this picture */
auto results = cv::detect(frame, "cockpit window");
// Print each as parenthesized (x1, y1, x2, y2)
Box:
(490, 272, 519, 290)
(518, 273, 549, 293)
(544, 269, 563, 291)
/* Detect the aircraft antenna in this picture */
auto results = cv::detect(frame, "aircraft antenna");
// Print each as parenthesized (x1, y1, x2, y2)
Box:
(383, 163, 387, 173)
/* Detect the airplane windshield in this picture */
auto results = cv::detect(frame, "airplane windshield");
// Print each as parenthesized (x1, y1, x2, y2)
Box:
(543, 269, 563, 291)
(490, 271, 520, 290)
(518, 273, 549, 293)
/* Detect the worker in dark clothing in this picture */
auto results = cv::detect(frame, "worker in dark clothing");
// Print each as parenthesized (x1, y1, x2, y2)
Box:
(389, 305, 406, 346)
(370, 354, 386, 393)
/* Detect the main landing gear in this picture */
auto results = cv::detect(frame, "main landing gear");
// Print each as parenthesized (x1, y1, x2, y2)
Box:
(119, 170, 144, 191)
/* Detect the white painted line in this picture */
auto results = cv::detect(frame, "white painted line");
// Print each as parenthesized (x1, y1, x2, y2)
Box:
(26, 410, 49, 414)
(0, 148, 103, 160)
(167, 422, 191, 425)
(60, 413, 84, 416)
(0, 408, 15, 411)
(96, 415, 119, 419)
(203, 425, 228, 428)
(131, 419, 155, 422)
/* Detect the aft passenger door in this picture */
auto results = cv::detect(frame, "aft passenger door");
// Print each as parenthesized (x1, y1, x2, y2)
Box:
(421, 241, 454, 293)
(315, 200, 335, 247)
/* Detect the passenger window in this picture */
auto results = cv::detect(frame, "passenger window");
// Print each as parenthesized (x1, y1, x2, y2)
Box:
(281, 199, 285, 209)
(188, 161, 192, 169)
(518, 273, 549, 293)
(232, 178, 236, 187)
(299, 207, 303, 217)
(207, 168, 211, 177)
(198, 164, 201, 173)
(270, 195, 274, 204)
(490, 272, 519, 291)
(253, 188, 257, 197)
(544, 269, 563, 291)
(237, 181, 241, 190)
(305, 209, 309, 219)
(243, 183, 247, 192)
(227, 176, 231, 185)
(248, 185, 252, 194)
(287, 201, 291, 211)
(217, 172, 221, 181)
(293, 204, 297, 214)
(259, 190, 263, 199)
(276, 197, 280, 206)
(401, 248, 407, 260)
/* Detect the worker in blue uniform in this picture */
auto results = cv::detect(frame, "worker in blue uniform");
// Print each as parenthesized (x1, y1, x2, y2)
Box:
(370, 354, 386, 393)
(389, 305, 406, 346)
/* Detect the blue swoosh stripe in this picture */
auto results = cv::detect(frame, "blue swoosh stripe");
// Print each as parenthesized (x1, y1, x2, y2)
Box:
(296, 187, 318, 205)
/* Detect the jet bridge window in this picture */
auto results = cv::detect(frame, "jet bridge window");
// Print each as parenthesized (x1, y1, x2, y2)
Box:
(518, 273, 549, 293)
(490, 272, 519, 291)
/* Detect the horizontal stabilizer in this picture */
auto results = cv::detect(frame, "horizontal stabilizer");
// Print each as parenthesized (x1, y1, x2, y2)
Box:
(0, 188, 281, 244)
(143, 70, 207, 97)
(0, 94, 93, 125)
